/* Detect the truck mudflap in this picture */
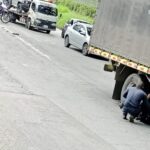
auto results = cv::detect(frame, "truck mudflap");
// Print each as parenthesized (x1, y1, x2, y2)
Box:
(89, 46, 150, 75)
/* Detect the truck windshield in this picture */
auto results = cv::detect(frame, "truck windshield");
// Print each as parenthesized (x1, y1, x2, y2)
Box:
(38, 5, 57, 16)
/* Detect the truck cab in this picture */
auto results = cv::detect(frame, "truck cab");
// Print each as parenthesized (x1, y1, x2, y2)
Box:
(27, 0, 58, 33)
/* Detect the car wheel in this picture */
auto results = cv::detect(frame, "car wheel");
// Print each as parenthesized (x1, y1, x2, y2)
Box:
(82, 43, 88, 56)
(64, 36, 70, 47)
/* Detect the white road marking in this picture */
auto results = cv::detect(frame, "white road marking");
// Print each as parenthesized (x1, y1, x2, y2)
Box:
(0, 25, 51, 61)
(17, 36, 51, 61)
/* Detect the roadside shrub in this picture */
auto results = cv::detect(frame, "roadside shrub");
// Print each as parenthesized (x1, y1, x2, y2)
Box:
(56, 0, 96, 17)
(57, 5, 93, 29)
(57, 5, 70, 13)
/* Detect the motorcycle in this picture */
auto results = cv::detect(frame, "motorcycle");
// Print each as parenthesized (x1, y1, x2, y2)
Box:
(0, 2, 10, 23)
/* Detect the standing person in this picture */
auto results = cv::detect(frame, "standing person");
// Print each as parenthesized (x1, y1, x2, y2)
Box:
(122, 80, 147, 122)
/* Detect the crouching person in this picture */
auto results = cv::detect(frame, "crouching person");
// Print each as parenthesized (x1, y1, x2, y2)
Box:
(122, 80, 147, 123)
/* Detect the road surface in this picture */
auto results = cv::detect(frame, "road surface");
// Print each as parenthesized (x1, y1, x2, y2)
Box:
(0, 22, 150, 150)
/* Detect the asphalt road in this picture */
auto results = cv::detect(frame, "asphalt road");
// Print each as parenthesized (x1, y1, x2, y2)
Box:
(0, 22, 150, 150)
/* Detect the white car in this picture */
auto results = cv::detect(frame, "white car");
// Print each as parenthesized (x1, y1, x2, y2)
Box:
(64, 22, 92, 55)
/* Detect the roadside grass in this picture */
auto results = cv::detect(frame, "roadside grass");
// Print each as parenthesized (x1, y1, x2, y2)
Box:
(56, 0, 96, 17)
(57, 5, 94, 29)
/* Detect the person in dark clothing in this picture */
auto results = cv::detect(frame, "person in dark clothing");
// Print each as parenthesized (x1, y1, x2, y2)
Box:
(122, 81, 147, 122)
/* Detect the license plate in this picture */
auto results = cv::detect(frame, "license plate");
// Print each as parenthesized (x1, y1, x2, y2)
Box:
(43, 25, 48, 28)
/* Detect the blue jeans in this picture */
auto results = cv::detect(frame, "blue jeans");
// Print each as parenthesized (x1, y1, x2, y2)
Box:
(123, 103, 141, 118)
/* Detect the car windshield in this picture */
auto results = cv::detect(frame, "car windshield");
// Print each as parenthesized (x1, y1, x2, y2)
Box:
(38, 5, 57, 16)
(87, 27, 92, 36)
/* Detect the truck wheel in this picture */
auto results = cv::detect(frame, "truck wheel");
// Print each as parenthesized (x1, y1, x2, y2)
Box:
(46, 30, 51, 34)
(82, 43, 88, 56)
(64, 36, 70, 47)
(120, 73, 141, 103)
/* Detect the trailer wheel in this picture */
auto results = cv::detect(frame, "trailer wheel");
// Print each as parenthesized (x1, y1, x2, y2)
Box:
(82, 43, 88, 56)
(120, 73, 141, 103)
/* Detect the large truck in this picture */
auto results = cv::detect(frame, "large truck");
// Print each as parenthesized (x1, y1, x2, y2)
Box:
(89, 0, 150, 101)
(5, 0, 58, 33)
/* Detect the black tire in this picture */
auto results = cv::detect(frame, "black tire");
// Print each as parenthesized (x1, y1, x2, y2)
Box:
(120, 73, 141, 103)
(64, 36, 70, 47)
(1, 11, 10, 23)
(82, 43, 88, 56)
(46, 30, 51, 34)
(26, 18, 32, 30)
